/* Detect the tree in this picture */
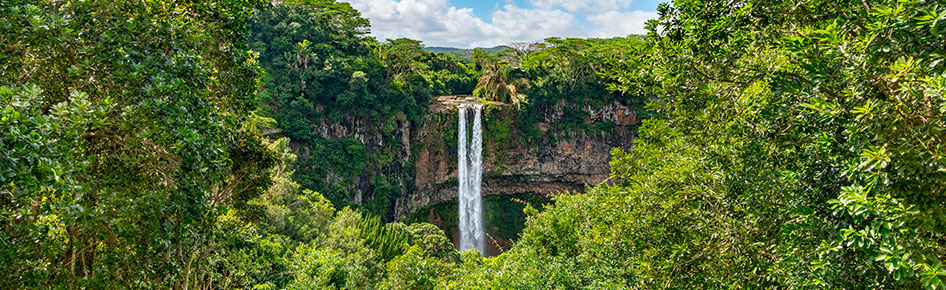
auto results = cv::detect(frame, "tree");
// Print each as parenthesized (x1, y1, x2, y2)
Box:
(509, 42, 543, 62)
(603, 0, 946, 287)
(473, 61, 530, 108)
(0, 0, 274, 287)
(438, 0, 946, 288)
(380, 38, 430, 77)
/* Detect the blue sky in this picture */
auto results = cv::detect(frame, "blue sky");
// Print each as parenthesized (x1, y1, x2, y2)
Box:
(339, 0, 665, 48)
(451, 0, 662, 19)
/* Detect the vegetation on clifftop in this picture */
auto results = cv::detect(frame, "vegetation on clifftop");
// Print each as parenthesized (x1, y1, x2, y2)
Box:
(248, 0, 476, 215)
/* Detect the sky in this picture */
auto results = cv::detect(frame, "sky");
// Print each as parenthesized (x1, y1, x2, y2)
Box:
(338, 0, 665, 48)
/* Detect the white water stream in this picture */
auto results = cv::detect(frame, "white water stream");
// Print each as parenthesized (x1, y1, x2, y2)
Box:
(458, 103, 484, 253)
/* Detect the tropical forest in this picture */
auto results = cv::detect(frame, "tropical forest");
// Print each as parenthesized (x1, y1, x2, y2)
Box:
(1, 0, 945, 288)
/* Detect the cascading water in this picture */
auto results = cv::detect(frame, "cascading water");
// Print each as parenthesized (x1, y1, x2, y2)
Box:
(458, 103, 485, 253)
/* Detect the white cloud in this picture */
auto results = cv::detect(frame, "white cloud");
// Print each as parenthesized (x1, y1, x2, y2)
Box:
(587, 10, 658, 37)
(529, 0, 633, 15)
(339, 0, 656, 48)
(475, 4, 583, 47)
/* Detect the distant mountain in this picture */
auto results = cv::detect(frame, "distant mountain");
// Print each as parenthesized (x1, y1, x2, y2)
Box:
(423, 45, 510, 58)
(425, 46, 464, 53)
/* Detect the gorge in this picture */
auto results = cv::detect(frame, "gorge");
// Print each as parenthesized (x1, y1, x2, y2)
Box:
(294, 94, 641, 254)
(9, 0, 946, 290)
(10, 0, 941, 288)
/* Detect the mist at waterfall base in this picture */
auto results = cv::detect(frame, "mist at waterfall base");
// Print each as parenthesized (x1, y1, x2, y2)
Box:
(457, 103, 485, 254)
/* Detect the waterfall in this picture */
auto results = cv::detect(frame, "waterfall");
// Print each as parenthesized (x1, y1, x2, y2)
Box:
(458, 103, 485, 253)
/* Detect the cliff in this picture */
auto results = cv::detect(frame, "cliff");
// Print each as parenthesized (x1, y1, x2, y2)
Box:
(295, 95, 640, 253)
(399, 97, 638, 218)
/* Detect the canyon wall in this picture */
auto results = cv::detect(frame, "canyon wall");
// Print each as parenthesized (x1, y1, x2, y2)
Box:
(398, 98, 638, 218)
(298, 96, 640, 223)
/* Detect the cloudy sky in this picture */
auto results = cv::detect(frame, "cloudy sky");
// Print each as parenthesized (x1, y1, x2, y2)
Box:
(338, 0, 663, 48)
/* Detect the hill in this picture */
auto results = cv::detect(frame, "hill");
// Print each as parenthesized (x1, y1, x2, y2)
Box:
(424, 45, 510, 58)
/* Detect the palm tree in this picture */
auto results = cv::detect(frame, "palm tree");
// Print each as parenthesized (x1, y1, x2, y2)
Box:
(473, 61, 529, 109)
(287, 39, 315, 91)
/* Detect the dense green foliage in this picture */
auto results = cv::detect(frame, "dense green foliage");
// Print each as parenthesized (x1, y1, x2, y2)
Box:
(620, 0, 946, 286)
(438, 0, 946, 288)
(5, 0, 945, 288)
(404, 194, 550, 249)
(512, 37, 649, 144)
(0, 0, 461, 288)
(248, 1, 476, 214)
(0, 0, 274, 287)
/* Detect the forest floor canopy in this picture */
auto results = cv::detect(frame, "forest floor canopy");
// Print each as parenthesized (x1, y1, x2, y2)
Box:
(1, 0, 945, 289)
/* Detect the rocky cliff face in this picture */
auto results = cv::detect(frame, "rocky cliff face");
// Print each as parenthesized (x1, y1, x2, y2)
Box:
(395, 97, 638, 219)
(298, 96, 639, 222)
(297, 96, 639, 254)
